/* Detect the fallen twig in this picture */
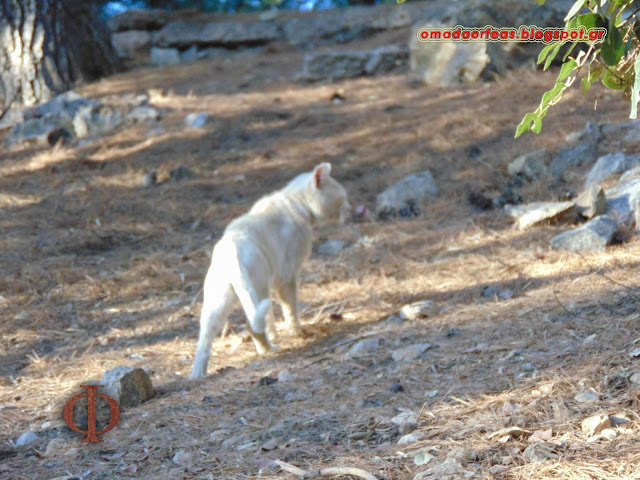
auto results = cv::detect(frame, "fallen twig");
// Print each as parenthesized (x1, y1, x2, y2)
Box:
(275, 460, 378, 480)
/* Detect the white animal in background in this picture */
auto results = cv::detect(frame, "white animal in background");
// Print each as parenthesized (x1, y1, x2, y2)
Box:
(191, 163, 350, 379)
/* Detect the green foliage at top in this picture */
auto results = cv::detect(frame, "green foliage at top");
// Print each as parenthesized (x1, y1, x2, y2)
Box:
(516, 0, 640, 137)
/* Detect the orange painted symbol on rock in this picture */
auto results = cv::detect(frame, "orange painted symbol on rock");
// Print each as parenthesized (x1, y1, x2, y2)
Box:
(63, 385, 120, 442)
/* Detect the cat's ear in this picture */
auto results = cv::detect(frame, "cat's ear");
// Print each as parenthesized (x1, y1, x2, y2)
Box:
(313, 163, 332, 188)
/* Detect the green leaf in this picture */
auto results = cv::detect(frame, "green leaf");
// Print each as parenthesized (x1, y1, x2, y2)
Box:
(581, 76, 593, 94)
(515, 112, 541, 138)
(602, 68, 626, 89)
(630, 55, 640, 119)
(542, 43, 563, 70)
(558, 58, 579, 82)
(572, 13, 601, 30)
(564, 0, 586, 22)
(535, 0, 546, 4)
(562, 41, 578, 62)
(601, 23, 624, 65)
(538, 43, 558, 65)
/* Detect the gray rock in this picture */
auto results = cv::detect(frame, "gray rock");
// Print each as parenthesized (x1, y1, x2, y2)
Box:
(605, 177, 640, 227)
(574, 392, 599, 403)
(376, 170, 438, 218)
(400, 300, 436, 320)
(585, 152, 640, 188)
(508, 148, 552, 180)
(73, 104, 123, 139)
(631, 372, 640, 385)
(398, 431, 426, 445)
(170, 165, 195, 181)
(126, 106, 161, 123)
(550, 215, 618, 253)
(551, 144, 598, 183)
(575, 185, 606, 219)
(153, 21, 204, 48)
(150, 47, 181, 66)
(344, 337, 380, 358)
(391, 410, 419, 425)
(100, 366, 153, 408)
(619, 165, 640, 182)
(317, 240, 344, 256)
(185, 112, 211, 128)
(505, 201, 575, 230)
(111, 30, 151, 59)
(298, 50, 368, 81)
(392, 343, 431, 362)
(364, 45, 410, 75)
(409, 23, 490, 86)
(142, 171, 157, 187)
(16, 431, 38, 446)
(108, 9, 171, 32)
(180, 45, 199, 63)
(199, 21, 280, 47)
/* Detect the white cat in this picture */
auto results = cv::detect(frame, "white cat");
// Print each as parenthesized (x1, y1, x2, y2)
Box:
(191, 163, 350, 379)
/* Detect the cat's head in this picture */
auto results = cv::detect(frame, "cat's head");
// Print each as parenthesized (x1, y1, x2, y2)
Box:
(305, 163, 350, 223)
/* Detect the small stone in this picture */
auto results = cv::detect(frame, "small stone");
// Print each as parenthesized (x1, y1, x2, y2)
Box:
(574, 392, 599, 403)
(630, 347, 640, 358)
(277, 369, 297, 383)
(630, 372, 640, 385)
(171, 449, 192, 465)
(142, 171, 157, 187)
(126, 106, 160, 123)
(385, 315, 404, 326)
(424, 389, 438, 398)
(392, 343, 431, 362)
(344, 337, 380, 358)
(520, 363, 535, 373)
(150, 47, 181, 66)
(508, 148, 552, 180)
(398, 432, 425, 445)
(16, 431, 38, 446)
(581, 414, 611, 437)
(376, 170, 438, 219)
(609, 413, 631, 427)
(489, 465, 509, 474)
(317, 240, 344, 256)
(185, 112, 211, 128)
(258, 376, 277, 387)
(170, 165, 195, 181)
(575, 185, 607, 219)
(390, 382, 404, 393)
(399, 300, 436, 320)
(100, 366, 153, 408)
(413, 451, 435, 465)
(391, 410, 418, 426)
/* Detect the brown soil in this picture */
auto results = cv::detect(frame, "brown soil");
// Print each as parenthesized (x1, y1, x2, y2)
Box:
(1, 42, 640, 480)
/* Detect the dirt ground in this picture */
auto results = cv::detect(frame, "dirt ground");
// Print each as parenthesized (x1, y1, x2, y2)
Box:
(1, 40, 640, 480)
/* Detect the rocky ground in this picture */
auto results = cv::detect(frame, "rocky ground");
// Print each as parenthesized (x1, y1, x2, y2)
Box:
(1, 31, 640, 480)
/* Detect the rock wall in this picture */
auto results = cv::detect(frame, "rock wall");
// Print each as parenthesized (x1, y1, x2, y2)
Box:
(109, 0, 572, 69)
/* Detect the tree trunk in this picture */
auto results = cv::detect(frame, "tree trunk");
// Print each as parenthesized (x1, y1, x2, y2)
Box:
(0, 0, 120, 108)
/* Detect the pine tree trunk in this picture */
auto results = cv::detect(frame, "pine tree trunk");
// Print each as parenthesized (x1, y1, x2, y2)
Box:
(0, 0, 120, 108)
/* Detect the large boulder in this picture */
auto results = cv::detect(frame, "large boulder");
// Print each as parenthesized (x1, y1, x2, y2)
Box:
(505, 201, 575, 230)
(605, 177, 640, 227)
(111, 30, 151, 59)
(150, 47, 181, 66)
(108, 9, 172, 32)
(409, 24, 490, 86)
(297, 46, 408, 81)
(551, 215, 618, 253)
(198, 21, 281, 46)
(584, 152, 640, 188)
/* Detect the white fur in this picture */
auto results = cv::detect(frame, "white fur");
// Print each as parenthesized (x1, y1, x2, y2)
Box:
(191, 163, 349, 379)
